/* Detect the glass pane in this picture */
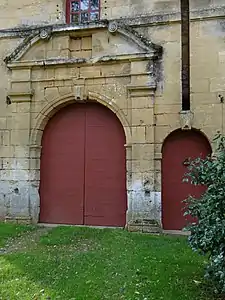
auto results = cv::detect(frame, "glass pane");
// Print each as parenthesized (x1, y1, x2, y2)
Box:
(71, 13, 80, 23)
(81, 12, 89, 22)
(80, 0, 89, 11)
(90, 12, 99, 21)
(71, 1, 79, 12)
(90, 0, 99, 10)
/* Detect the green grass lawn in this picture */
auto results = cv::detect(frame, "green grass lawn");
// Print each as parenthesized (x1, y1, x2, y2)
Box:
(0, 222, 36, 247)
(0, 224, 214, 300)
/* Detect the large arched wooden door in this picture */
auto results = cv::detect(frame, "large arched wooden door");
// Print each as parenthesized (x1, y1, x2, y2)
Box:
(162, 130, 211, 230)
(39, 102, 127, 227)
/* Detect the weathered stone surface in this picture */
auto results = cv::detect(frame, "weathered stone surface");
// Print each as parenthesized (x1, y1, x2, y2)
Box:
(0, 1, 224, 232)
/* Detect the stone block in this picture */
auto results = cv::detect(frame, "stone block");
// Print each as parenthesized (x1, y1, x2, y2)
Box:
(11, 130, 30, 146)
(155, 126, 171, 144)
(52, 35, 70, 50)
(16, 103, 31, 113)
(145, 126, 154, 143)
(58, 86, 73, 96)
(86, 78, 106, 85)
(30, 170, 40, 181)
(105, 77, 131, 86)
(0, 118, 7, 129)
(81, 36, 92, 50)
(155, 104, 180, 114)
(0, 146, 13, 158)
(154, 171, 161, 192)
(101, 63, 131, 77)
(132, 159, 154, 173)
(9, 192, 30, 217)
(192, 92, 217, 105)
(71, 50, 92, 59)
(64, 80, 73, 86)
(130, 61, 149, 74)
(210, 77, 225, 93)
(155, 113, 180, 128)
(132, 144, 154, 161)
(23, 41, 46, 60)
(191, 63, 218, 79)
(131, 126, 146, 143)
(131, 75, 149, 86)
(46, 50, 61, 59)
(132, 108, 154, 126)
(193, 103, 222, 129)
(80, 66, 101, 78)
(14, 158, 30, 170)
(60, 49, 70, 58)
(55, 67, 71, 80)
(111, 5, 130, 18)
(1, 131, 10, 146)
(12, 113, 30, 130)
(54, 80, 66, 87)
(11, 82, 31, 94)
(44, 87, 59, 102)
(70, 38, 82, 51)
(191, 79, 210, 93)
(30, 158, 40, 170)
(13, 146, 30, 158)
(12, 69, 31, 81)
(2, 158, 11, 170)
(92, 31, 108, 55)
(132, 96, 153, 109)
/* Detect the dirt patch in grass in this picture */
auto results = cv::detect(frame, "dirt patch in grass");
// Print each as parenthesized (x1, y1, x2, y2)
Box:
(1, 225, 98, 256)
(0, 226, 50, 254)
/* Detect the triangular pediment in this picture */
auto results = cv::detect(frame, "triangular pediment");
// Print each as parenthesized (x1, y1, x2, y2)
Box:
(4, 21, 162, 66)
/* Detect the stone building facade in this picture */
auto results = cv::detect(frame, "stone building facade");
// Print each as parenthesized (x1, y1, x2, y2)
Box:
(0, 0, 225, 232)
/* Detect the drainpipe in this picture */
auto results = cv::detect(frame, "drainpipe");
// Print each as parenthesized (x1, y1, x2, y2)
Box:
(181, 0, 190, 111)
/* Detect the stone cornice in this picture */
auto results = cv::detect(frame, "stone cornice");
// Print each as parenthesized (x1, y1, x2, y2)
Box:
(6, 53, 155, 69)
(7, 90, 34, 103)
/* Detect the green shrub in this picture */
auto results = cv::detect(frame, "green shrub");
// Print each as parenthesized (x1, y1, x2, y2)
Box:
(184, 132, 225, 294)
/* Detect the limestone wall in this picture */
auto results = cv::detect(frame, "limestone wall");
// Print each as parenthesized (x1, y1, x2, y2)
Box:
(0, 1, 225, 230)
(1, 0, 225, 28)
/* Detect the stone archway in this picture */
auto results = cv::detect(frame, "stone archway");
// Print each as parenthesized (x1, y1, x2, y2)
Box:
(161, 129, 211, 230)
(29, 92, 132, 226)
(30, 92, 131, 148)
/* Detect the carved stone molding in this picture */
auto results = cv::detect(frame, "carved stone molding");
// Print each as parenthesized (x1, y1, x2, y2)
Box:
(107, 21, 163, 57)
(39, 28, 52, 40)
(179, 110, 194, 130)
(127, 84, 156, 97)
(154, 153, 162, 160)
(4, 21, 162, 65)
(73, 85, 86, 101)
(7, 90, 34, 103)
(108, 21, 118, 34)
(4, 27, 53, 64)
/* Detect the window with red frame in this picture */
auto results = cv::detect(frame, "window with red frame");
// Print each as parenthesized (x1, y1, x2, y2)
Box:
(66, 0, 100, 24)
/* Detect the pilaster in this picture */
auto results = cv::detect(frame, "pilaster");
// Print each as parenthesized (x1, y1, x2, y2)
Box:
(126, 84, 161, 233)
(5, 68, 34, 223)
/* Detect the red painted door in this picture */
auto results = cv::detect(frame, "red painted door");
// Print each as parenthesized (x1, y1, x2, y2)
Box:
(39, 105, 85, 225)
(162, 130, 211, 230)
(39, 103, 127, 227)
(84, 104, 127, 226)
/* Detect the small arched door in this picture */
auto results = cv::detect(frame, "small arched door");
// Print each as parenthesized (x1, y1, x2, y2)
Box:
(162, 129, 211, 230)
(39, 102, 127, 227)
